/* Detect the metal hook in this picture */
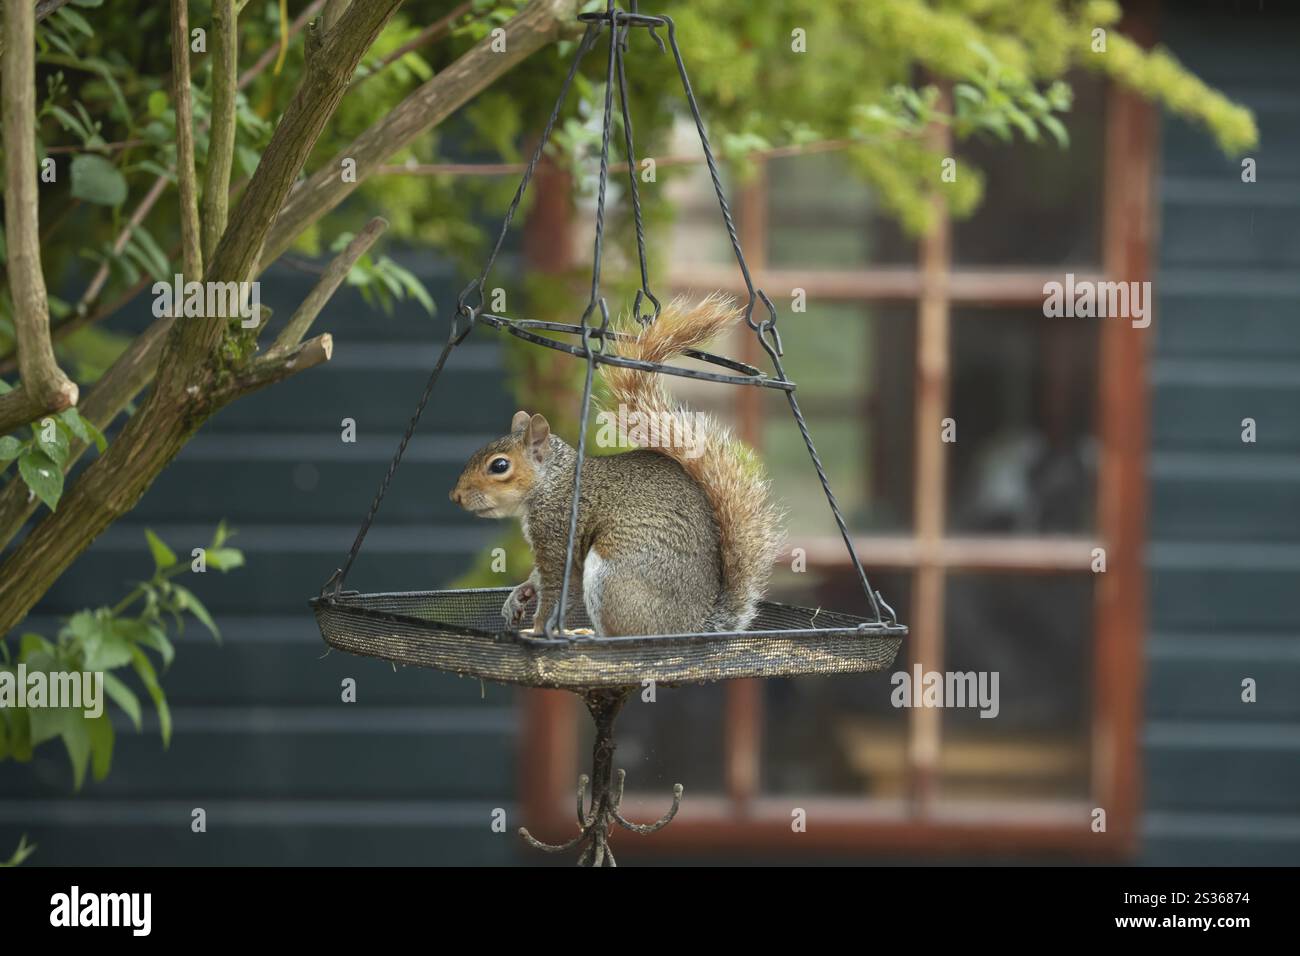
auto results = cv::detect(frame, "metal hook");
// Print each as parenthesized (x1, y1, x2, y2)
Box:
(632, 288, 661, 326)
(611, 769, 684, 835)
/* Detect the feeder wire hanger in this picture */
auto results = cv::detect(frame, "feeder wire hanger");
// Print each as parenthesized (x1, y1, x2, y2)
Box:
(315, 1, 904, 866)
(322, 1, 897, 632)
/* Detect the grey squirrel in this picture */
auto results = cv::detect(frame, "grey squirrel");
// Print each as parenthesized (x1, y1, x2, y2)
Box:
(450, 294, 784, 636)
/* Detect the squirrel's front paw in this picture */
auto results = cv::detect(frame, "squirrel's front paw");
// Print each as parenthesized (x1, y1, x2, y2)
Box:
(501, 582, 537, 629)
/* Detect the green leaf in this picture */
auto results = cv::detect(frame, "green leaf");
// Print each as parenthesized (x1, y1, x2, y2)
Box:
(141, 120, 171, 145)
(64, 610, 134, 671)
(45, 30, 77, 59)
(148, 90, 169, 118)
(54, 6, 95, 37)
(171, 583, 219, 641)
(102, 671, 142, 731)
(133, 159, 176, 183)
(62, 715, 92, 790)
(128, 225, 171, 279)
(0, 436, 23, 461)
(145, 528, 177, 571)
(1004, 105, 1038, 142)
(27, 704, 63, 748)
(58, 407, 107, 453)
(49, 105, 90, 141)
(205, 547, 244, 572)
(87, 712, 114, 782)
(19, 632, 54, 659)
(17, 448, 64, 511)
(70, 154, 128, 206)
(82, 57, 130, 125)
(131, 647, 171, 747)
(1, 834, 37, 868)
(5, 706, 33, 761)
(33, 418, 70, 466)
(382, 259, 435, 315)
(1040, 114, 1069, 149)
(135, 624, 175, 669)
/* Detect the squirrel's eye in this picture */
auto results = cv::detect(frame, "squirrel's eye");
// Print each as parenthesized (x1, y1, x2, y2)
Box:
(488, 457, 511, 475)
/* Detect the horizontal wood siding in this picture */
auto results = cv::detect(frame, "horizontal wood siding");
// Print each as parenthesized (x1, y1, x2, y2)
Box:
(1141, 3, 1300, 865)
(0, 261, 526, 865)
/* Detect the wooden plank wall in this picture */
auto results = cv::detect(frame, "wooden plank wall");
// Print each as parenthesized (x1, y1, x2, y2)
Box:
(0, 261, 526, 864)
(1140, 3, 1300, 865)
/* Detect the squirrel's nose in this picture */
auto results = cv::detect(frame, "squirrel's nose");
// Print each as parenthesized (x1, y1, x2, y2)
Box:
(449, 488, 461, 504)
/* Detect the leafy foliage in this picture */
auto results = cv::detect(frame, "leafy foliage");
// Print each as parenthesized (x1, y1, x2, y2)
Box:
(0, 0, 1257, 373)
(1, 834, 37, 868)
(0, 382, 106, 512)
(330, 233, 435, 317)
(0, 524, 244, 790)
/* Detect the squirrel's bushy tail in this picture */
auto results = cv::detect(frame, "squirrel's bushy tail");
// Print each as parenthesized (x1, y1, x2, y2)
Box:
(600, 294, 784, 631)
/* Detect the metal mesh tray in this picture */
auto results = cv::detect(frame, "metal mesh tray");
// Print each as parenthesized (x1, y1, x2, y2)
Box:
(310, 587, 905, 690)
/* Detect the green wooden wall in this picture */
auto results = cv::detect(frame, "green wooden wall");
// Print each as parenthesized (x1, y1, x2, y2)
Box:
(0, 263, 527, 864)
(1139, 3, 1300, 865)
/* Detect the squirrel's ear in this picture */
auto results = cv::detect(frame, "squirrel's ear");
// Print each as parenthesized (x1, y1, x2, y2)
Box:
(511, 410, 531, 434)
(525, 414, 551, 463)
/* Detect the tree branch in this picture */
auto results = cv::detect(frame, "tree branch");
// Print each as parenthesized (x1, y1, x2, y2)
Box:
(0, 0, 324, 371)
(322, 0, 349, 35)
(275, 216, 387, 349)
(260, 0, 579, 271)
(0, 0, 70, 60)
(353, 0, 473, 89)
(0, 0, 78, 433)
(200, 0, 239, 263)
(0, 0, 406, 634)
(0, 318, 170, 551)
(159, 0, 404, 385)
(172, 0, 203, 280)
(238, 0, 325, 86)
(223, 333, 333, 401)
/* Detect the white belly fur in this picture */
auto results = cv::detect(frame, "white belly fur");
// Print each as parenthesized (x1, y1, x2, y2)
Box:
(582, 548, 606, 636)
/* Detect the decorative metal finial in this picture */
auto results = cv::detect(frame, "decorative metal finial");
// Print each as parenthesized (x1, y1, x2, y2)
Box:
(518, 688, 682, 866)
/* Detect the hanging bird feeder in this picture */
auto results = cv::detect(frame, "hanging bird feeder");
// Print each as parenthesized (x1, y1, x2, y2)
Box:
(310, 1, 906, 867)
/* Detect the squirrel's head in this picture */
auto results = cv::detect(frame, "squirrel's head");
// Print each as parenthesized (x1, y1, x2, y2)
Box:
(449, 411, 553, 518)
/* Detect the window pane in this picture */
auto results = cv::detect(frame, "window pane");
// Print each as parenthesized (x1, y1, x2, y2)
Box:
(946, 308, 1098, 535)
(762, 570, 912, 797)
(951, 73, 1106, 268)
(939, 573, 1093, 802)
(664, 119, 744, 270)
(763, 303, 915, 535)
(766, 152, 917, 268)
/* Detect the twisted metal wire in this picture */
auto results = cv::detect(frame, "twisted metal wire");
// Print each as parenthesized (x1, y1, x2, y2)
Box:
(546, 0, 621, 637)
(324, 22, 601, 597)
(615, 3, 661, 325)
(456, 22, 602, 317)
(660, 14, 889, 623)
(327, 4, 895, 628)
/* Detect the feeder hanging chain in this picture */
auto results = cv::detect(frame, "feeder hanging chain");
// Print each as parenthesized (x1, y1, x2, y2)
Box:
(326, 3, 895, 628)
